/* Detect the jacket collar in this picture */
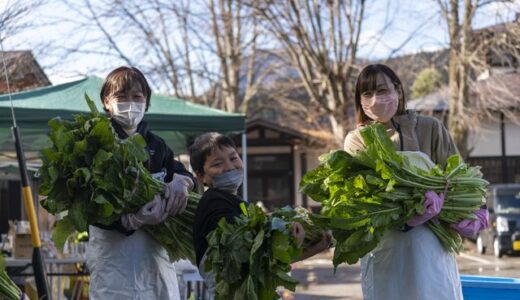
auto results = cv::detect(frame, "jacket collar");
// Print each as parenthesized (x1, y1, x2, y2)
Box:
(392, 110, 418, 129)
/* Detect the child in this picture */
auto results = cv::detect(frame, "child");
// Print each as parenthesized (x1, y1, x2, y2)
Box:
(190, 132, 330, 298)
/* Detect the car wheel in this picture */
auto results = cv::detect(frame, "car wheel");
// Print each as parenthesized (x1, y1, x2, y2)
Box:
(477, 235, 486, 254)
(494, 238, 503, 258)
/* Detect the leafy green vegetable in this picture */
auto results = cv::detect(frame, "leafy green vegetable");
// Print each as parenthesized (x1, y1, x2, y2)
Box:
(205, 205, 327, 300)
(144, 193, 201, 262)
(0, 255, 21, 300)
(39, 93, 198, 262)
(300, 123, 488, 268)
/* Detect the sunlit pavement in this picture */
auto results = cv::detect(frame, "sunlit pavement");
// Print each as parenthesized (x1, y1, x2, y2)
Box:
(283, 241, 520, 300)
(286, 249, 363, 300)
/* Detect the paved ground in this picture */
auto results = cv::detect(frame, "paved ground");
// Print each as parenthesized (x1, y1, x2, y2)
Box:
(457, 241, 520, 278)
(282, 241, 520, 300)
(285, 250, 362, 300)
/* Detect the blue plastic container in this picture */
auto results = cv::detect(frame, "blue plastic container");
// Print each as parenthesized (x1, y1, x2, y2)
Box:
(461, 275, 520, 300)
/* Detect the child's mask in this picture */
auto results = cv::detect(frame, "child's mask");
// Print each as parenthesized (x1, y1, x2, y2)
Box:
(361, 93, 398, 123)
(213, 169, 244, 194)
(110, 101, 145, 130)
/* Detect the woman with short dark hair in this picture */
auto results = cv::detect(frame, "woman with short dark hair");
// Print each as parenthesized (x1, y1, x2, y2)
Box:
(86, 66, 197, 300)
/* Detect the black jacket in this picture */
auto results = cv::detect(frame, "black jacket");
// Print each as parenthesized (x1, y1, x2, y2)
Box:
(94, 120, 196, 235)
(193, 188, 246, 267)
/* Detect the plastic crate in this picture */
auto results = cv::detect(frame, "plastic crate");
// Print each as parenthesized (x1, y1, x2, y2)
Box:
(461, 275, 520, 300)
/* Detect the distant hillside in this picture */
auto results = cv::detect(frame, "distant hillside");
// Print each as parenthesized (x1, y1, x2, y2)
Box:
(377, 49, 449, 100)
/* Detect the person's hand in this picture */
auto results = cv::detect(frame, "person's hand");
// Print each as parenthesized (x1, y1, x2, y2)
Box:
(296, 232, 333, 262)
(121, 195, 168, 230)
(310, 232, 333, 252)
(451, 208, 489, 238)
(407, 191, 444, 227)
(291, 222, 305, 247)
(164, 174, 193, 216)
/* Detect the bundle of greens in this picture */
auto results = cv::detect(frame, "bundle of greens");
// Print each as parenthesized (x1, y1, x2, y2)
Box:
(1, 256, 21, 300)
(145, 193, 200, 262)
(300, 123, 487, 267)
(39, 94, 197, 262)
(204, 204, 327, 300)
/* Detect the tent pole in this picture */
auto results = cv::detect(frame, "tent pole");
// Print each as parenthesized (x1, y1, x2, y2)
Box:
(242, 133, 248, 201)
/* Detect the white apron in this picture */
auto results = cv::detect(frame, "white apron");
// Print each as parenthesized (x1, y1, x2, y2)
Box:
(360, 225, 463, 300)
(86, 225, 180, 300)
(198, 253, 216, 300)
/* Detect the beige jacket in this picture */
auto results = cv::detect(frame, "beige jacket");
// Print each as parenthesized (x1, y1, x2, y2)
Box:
(343, 110, 458, 167)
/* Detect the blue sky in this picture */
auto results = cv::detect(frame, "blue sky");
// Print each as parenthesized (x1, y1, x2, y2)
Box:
(2, 0, 519, 85)
(358, 0, 520, 58)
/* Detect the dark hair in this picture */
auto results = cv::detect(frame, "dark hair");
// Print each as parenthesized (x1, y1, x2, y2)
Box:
(100, 66, 152, 111)
(189, 132, 237, 175)
(354, 64, 406, 124)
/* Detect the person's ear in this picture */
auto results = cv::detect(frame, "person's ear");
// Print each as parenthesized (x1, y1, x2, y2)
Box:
(103, 97, 111, 111)
(195, 171, 206, 185)
(395, 83, 404, 100)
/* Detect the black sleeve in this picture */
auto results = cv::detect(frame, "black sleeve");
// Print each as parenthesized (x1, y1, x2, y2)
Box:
(194, 191, 243, 265)
(203, 209, 238, 238)
(92, 219, 135, 236)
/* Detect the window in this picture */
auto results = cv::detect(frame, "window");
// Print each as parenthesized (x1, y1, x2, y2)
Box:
(247, 154, 293, 210)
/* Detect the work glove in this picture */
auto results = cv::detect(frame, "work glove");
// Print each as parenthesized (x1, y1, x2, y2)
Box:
(164, 174, 193, 217)
(407, 190, 444, 227)
(291, 222, 305, 247)
(121, 195, 168, 230)
(451, 208, 489, 238)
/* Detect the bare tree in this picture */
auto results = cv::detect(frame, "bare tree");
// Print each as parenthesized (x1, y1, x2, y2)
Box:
(44, 1, 187, 96)
(251, 0, 367, 144)
(436, 0, 520, 157)
(0, 0, 42, 43)
(208, 0, 269, 113)
(43, 0, 276, 114)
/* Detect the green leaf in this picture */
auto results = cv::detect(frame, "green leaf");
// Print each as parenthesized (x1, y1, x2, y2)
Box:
(73, 139, 88, 156)
(69, 198, 88, 232)
(271, 231, 291, 264)
(52, 216, 75, 251)
(85, 93, 99, 114)
(90, 120, 115, 150)
(93, 195, 114, 217)
(250, 229, 265, 257)
(353, 175, 368, 190)
(276, 270, 299, 291)
(240, 202, 248, 216)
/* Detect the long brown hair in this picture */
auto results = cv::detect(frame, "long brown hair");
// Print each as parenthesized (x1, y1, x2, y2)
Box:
(354, 64, 406, 124)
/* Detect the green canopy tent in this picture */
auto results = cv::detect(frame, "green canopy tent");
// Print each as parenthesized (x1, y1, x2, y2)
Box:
(0, 76, 252, 260)
(0, 76, 245, 153)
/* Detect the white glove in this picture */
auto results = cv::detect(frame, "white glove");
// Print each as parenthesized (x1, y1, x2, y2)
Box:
(164, 174, 193, 216)
(121, 195, 169, 230)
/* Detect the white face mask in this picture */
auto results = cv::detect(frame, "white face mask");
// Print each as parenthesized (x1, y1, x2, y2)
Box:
(110, 101, 145, 130)
(212, 169, 244, 194)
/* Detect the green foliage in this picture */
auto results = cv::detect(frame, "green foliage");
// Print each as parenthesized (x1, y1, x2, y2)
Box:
(411, 67, 444, 99)
(40, 94, 159, 231)
(143, 193, 200, 263)
(300, 123, 488, 268)
(0, 255, 21, 300)
(205, 205, 327, 300)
